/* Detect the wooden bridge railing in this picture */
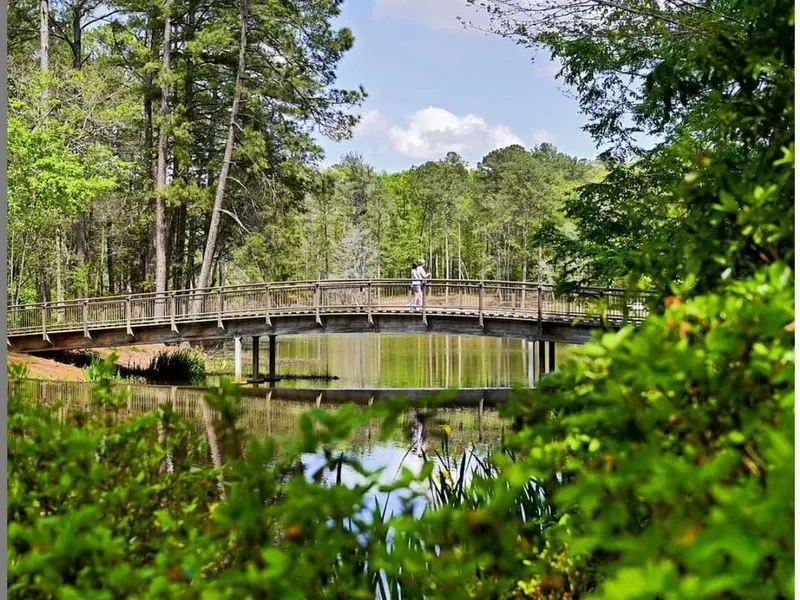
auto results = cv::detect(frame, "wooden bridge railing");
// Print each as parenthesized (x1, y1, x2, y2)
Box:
(6, 279, 655, 338)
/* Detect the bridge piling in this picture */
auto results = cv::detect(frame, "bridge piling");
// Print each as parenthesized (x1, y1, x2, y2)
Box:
(234, 337, 242, 380)
(268, 334, 277, 387)
(538, 339, 546, 382)
(527, 341, 534, 387)
(252, 336, 260, 381)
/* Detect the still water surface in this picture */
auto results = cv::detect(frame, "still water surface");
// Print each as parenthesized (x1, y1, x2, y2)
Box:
(208, 333, 576, 388)
(16, 376, 509, 515)
(17, 334, 570, 513)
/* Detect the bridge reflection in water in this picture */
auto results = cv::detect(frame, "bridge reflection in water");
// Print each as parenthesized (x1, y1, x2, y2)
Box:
(209, 333, 565, 388)
(12, 379, 508, 456)
(14, 378, 509, 515)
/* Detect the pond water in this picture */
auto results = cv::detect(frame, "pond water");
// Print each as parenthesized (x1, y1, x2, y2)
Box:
(206, 333, 577, 388)
(15, 333, 569, 515)
(12, 376, 511, 516)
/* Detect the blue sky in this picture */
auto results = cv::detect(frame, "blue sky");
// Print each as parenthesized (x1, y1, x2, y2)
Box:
(315, 0, 601, 172)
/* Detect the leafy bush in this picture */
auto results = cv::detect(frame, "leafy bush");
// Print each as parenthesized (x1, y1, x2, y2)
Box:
(7, 361, 29, 381)
(499, 265, 795, 598)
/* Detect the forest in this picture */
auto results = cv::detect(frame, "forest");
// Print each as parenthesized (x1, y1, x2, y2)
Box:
(7, 0, 602, 307)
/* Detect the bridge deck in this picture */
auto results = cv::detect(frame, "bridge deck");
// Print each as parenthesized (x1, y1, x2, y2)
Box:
(7, 279, 653, 352)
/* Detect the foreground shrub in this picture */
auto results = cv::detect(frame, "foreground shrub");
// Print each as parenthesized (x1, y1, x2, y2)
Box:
(500, 264, 795, 598)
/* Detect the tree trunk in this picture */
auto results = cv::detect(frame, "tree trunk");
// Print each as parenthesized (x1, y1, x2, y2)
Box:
(65, 0, 91, 296)
(40, 0, 49, 104)
(8, 234, 14, 305)
(194, 2, 248, 308)
(16, 238, 27, 306)
(428, 221, 433, 271)
(457, 221, 462, 280)
(71, 0, 82, 68)
(184, 217, 195, 290)
(98, 223, 106, 293)
(55, 229, 64, 305)
(538, 246, 544, 283)
(172, 8, 194, 291)
(144, 96, 154, 179)
(522, 224, 528, 307)
(444, 212, 450, 280)
(155, 9, 172, 310)
(218, 256, 226, 287)
(444, 211, 450, 299)
(171, 202, 186, 290)
(37, 254, 50, 303)
(106, 215, 114, 294)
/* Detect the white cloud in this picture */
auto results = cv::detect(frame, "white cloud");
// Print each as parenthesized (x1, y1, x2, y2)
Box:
(352, 109, 387, 138)
(387, 106, 524, 159)
(373, 0, 489, 33)
(531, 129, 556, 145)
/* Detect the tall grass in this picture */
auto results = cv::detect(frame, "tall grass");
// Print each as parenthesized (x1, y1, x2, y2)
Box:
(85, 348, 207, 385)
(145, 349, 207, 384)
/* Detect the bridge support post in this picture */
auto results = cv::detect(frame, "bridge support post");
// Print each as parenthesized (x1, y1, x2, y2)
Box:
(538, 340, 546, 382)
(548, 342, 556, 373)
(252, 336, 260, 381)
(268, 334, 277, 387)
(234, 337, 242, 381)
(527, 341, 535, 387)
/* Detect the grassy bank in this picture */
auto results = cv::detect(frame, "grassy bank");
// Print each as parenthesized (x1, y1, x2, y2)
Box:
(7, 344, 208, 384)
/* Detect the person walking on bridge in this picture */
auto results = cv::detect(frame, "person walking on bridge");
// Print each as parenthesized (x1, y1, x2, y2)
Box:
(410, 259, 430, 309)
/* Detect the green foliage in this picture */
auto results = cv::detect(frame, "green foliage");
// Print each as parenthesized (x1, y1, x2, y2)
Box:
(477, 0, 794, 295)
(296, 145, 595, 283)
(501, 264, 794, 598)
(8, 361, 30, 381)
(8, 0, 363, 301)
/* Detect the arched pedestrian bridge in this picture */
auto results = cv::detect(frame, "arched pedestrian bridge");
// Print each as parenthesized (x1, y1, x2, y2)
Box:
(7, 279, 652, 357)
